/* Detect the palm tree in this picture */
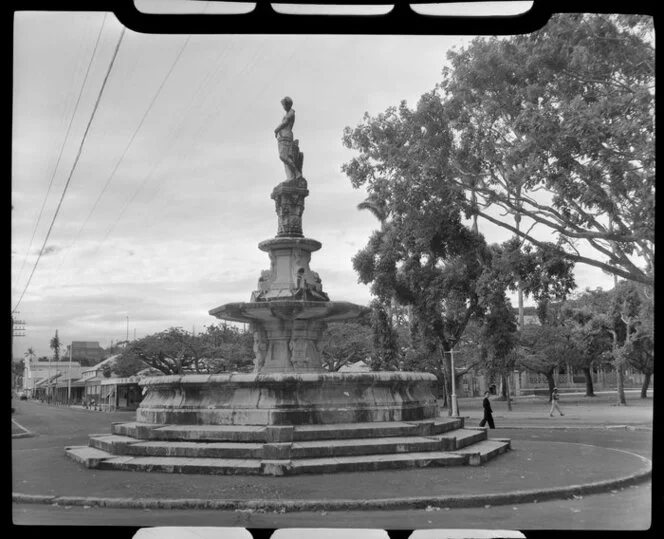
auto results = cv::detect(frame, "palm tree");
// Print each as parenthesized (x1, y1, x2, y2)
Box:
(50, 330, 61, 362)
(357, 193, 389, 224)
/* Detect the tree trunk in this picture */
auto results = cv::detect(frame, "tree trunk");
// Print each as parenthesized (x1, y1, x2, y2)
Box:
(583, 367, 595, 397)
(545, 371, 556, 402)
(504, 373, 512, 411)
(616, 363, 627, 405)
(641, 372, 651, 398)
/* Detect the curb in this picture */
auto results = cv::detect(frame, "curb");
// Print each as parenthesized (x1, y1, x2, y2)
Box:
(12, 463, 651, 512)
(11, 419, 35, 439)
(491, 425, 652, 431)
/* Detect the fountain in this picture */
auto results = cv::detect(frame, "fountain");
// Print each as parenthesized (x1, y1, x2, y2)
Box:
(65, 98, 510, 475)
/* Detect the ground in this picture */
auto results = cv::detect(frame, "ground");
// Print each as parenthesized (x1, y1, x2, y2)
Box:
(11, 390, 653, 531)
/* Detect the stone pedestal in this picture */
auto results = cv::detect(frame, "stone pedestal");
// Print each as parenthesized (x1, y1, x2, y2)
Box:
(135, 372, 439, 426)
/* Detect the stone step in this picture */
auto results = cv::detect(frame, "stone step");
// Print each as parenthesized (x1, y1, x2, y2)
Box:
(436, 428, 488, 450)
(288, 451, 468, 474)
(65, 445, 114, 468)
(292, 436, 443, 459)
(452, 439, 512, 465)
(109, 419, 464, 444)
(112, 422, 267, 442)
(431, 417, 465, 434)
(89, 434, 143, 453)
(292, 417, 462, 441)
(91, 435, 264, 458)
(97, 456, 263, 475)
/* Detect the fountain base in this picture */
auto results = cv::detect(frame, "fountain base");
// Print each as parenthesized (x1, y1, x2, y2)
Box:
(135, 371, 439, 425)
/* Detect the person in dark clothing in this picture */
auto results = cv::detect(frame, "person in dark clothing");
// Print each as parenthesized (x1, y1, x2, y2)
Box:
(479, 391, 495, 429)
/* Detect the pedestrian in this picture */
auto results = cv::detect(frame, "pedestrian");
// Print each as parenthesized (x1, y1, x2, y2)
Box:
(549, 387, 564, 417)
(479, 390, 495, 429)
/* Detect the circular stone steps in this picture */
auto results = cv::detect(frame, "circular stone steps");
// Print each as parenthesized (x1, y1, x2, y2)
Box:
(65, 417, 511, 476)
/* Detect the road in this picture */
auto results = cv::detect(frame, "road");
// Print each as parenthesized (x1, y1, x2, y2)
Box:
(12, 398, 653, 530)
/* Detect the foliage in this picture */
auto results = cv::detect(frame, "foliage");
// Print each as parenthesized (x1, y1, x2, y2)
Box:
(343, 91, 576, 410)
(50, 330, 61, 362)
(369, 300, 401, 371)
(320, 320, 373, 372)
(112, 325, 253, 377)
(442, 14, 654, 287)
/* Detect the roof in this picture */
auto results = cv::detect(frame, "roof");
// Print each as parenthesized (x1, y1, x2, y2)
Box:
(34, 373, 62, 387)
(338, 360, 371, 373)
(80, 354, 121, 374)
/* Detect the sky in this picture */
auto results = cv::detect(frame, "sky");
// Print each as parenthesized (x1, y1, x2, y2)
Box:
(11, 3, 618, 360)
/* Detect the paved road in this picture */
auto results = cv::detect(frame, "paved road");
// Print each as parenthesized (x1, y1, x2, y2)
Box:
(11, 397, 653, 530)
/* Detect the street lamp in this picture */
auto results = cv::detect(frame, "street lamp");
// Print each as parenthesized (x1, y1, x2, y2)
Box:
(445, 349, 459, 417)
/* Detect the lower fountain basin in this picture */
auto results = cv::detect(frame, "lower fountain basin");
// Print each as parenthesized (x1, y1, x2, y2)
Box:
(136, 371, 439, 426)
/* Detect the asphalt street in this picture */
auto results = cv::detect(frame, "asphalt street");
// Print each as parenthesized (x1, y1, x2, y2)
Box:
(11, 394, 654, 531)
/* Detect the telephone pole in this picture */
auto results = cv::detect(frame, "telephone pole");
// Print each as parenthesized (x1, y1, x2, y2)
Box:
(11, 313, 25, 391)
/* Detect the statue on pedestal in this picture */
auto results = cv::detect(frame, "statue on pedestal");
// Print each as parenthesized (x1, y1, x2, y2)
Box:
(274, 96, 304, 182)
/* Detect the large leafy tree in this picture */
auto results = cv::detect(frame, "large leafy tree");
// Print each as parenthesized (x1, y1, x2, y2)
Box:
(343, 89, 576, 413)
(320, 320, 374, 372)
(442, 14, 654, 287)
(479, 291, 518, 411)
(113, 325, 253, 376)
(561, 289, 615, 397)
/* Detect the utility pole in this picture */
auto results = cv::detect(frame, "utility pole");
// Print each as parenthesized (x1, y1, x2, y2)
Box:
(67, 341, 72, 404)
(11, 314, 26, 383)
(126, 316, 129, 342)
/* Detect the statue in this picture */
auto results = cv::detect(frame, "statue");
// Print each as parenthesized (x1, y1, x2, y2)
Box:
(250, 270, 272, 302)
(274, 96, 304, 181)
(252, 327, 268, 372)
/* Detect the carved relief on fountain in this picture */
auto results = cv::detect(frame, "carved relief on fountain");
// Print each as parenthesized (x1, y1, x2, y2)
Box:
(272, 183, 308, 238)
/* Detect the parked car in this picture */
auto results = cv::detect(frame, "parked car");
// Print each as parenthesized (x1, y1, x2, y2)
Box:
(18, 391, 27, 400)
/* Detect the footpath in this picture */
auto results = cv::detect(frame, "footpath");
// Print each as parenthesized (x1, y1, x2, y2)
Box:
(11, 391, 653, 512)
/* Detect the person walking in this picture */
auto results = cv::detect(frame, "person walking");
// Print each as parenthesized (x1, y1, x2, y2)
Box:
(479, 390, 495, 429)
(550, 387, 565, 417)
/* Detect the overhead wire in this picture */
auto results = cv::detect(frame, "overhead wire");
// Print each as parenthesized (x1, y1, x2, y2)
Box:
(61, 31, 194, 262)
(13, 13, 108, 295)
(12, 26, 127, 314)
(99, 40, 239, 243)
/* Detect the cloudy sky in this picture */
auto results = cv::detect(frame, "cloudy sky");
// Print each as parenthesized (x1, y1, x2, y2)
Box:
(11, 2, 616, 359)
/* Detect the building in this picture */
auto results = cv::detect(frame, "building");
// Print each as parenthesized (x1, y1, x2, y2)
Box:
(23, 358, 82, 398)
(66, 341, 105, 366)
(78, 355, 157, 411)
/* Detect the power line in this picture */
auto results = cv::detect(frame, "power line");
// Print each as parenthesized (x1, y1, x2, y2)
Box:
(99, 40, 237, 244)
(68, 33, 193, 250)
(13, 14, 108, 294)
(12, 27, 127, 314)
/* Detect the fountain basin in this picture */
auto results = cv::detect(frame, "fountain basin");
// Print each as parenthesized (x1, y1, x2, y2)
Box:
(135, 371, 439, 426)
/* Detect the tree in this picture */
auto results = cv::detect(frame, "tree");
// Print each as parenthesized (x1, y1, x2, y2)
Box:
(561, 289, 615, 397)
(24, 347, 36, 363)
(479, 292, 518, 411)
(198, 324, 253, 373)
(50, 330, 61, 362)
(608, 281, 653, 404)
(320, 320, 373, 372)
(518, 321, 581, 401)
(442, 14, 654, 287)
(343, 90, 577, 414)
(116, 328, 199, 376)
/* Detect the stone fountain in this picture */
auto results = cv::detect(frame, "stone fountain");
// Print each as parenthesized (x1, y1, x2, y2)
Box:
(65, 98, 510, 475)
